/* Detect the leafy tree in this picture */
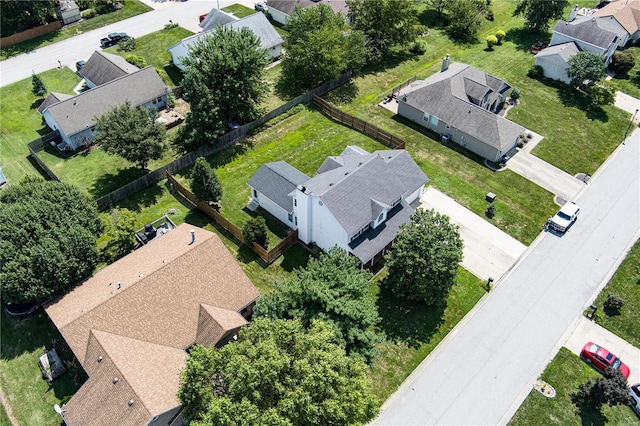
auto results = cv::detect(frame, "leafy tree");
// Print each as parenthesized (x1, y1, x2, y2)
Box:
(242, 216, 268, 249)
(603, 292, 626, 315)
(486, 35, 498, 50)
(568, 52, 606, 87)
(428, 0, 453, 18)
(255, 247, 383, 363)
(384, 209, 463, 305)
(510, 87, 522, 103)
(101, 208, 137, 260)
(177, 26, 268, 152)
(117, 36, 136, 52)
(190, 157, 222, 204)
(611, 50, 635, 75)
(445, 0, 486, 41)
(513, 0, 569, 32)
(281, 4, 366, 92)
(125, 54, 147, 68)
(0, 180, 101, 304)
(589, 81, 615, 108)
(94, 101, 166, 171)
(347, 0, 422, 62)
(31, 73, 47, 97)
(577, 367, 630, 408)
(0, 0, 57, 37)
(178, 318, 379, 425)
(496, 30, 506, 44)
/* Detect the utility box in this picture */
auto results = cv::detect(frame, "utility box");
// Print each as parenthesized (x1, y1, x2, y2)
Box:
(486, 192, 496, 203)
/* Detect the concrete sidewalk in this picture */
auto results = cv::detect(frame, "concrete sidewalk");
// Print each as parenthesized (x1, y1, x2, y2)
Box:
(418, 187, 527, 281)
(564, 316, 640, 385)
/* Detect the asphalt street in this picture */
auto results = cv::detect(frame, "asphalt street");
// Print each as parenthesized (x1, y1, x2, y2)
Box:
(374, 130, 640, 425)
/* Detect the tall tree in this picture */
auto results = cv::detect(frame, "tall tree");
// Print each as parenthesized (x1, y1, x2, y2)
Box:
(31, 73, 47, 97)
(347, 0, 422, 62)
(578, 367, 630, 408)
(589, 81, 615, 108)
(513, 0, 569, 33)
(445, 0, 487, 41)
(0, 179, 101, 304)
(190, 157, 222, 204)
(567, 51, 606, 87)
(0, 0, 57, 37)
(178, 318, 379, 425)
(255, 247, 383, 363)
(178, 26, 268, 152)
(101, 208, 137, 261)
(281, 4, 366, 92)
(94, 101, 166, 171)
(242, 216, 268, 249)
(384, 209, 463, 305)
(428, 0, 453, 18)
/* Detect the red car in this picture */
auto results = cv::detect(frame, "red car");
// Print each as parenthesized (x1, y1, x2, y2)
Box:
(580, 341, 630, 379)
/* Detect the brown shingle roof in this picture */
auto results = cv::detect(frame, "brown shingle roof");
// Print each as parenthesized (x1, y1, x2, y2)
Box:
(594, 0, 640, 35)
(44, 224, 260, 425)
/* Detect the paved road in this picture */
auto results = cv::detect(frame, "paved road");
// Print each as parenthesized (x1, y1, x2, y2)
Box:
(0, 0, 254, 87)
(374, 130, 640, 425)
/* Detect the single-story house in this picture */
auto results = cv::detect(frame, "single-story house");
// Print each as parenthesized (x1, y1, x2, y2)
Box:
(168, 12, 283, 71)
(266, 0, 349, 26)
(199, 8, 238, 32)
(57, 0, 81, 25)
(248, 146, 428, 266)
(78, 50, 140, 89)
(38, 66, 167, 150)
(397, 58, 526, 163)
(43, 224, 260, 426)
(593, 0, 640, 44)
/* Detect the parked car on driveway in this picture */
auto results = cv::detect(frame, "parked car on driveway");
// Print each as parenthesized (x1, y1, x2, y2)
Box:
(580, 341, 630, 379)
(630, 383, 640, 417)
(100, 32, 128, 48)
(547, 201, 580, 233)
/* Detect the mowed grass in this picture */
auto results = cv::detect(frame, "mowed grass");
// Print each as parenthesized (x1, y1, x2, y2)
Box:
(222, 4, 257, 19)
(0, 0, 152, 61)
(510, 347, 638, 425)
(589, 237, 640, 347)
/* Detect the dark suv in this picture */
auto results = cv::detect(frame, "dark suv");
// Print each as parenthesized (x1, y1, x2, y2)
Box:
(100, 32, 128, 48)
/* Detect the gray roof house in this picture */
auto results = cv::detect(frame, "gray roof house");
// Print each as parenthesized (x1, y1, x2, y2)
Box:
(248, 146, 428, 266)
(199, 8, 238, 32)
(78, 51, 140, 88)
(397, 59, 526, 163)
(168, 12, 283, 71)
(39, 66, 168, 150)
(266, 0, 349, 26)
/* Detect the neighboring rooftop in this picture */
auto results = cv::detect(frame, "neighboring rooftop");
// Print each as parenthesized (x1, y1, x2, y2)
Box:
(267, 0, 349, 16)
(248, 161, 310, 212)
(593, 0, 640, 35)
(552, 17, 618, 49)
(199, 8, 238, 32)
(78, 50, 139, 87)
(535, 41, 581, 60)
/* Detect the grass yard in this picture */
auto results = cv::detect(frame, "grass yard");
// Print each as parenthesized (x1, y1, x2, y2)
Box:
(0, 0, 152, 61)
(589, 238, 640, 347)
(222, 4, 257, 19)
(509, 347, 638, 425)
(609, 45, 640, 99)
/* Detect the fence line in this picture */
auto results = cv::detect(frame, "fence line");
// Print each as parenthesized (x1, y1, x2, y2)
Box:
(312, 95, 406, 149)
(1, 21, 62, 48)
(26, 132, 61, 181)
(391, 75, 419, 97)
(166, 172, 298, 264)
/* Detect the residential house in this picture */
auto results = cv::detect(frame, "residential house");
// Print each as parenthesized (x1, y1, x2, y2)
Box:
(38, 66, 167, 150)
(248, 146, 428, 266)
(43, 224, 261, 426)
(266, 0, 349, 26)
(57, 0, 81, 25)
(397, 58, 526, 163)
(593, 0, 640, 44)
(168, 12, 283, 71)
(199, 8, 238, 32)
(78, 50, 140, 89)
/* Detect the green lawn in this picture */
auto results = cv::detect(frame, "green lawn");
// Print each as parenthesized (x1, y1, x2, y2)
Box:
(0, 403, 10, 426)
(222, 4, 257, 19)
(589, 238, 640, 347)
(0, 0, 152, 61)
(510, 347, 637, 425)
(608, 45, 640, 99)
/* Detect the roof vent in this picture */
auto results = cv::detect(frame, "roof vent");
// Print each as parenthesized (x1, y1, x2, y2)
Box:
(113, 377, 118, 384)
(97, 356, 103, 362)
(139, 273, 143, 277)
(329, 183, 334, 186)
(344, 172, 349, 175)
(117, 282, 122, 289)
(128, 400, 134, 407)
(81, 308, 86, 312)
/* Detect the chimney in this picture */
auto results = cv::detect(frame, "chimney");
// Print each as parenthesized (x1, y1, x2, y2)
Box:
(441, 54, 450, 72)
(569, 4, 579, 22)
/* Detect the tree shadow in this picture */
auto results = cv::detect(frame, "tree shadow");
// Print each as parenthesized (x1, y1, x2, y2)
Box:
(163, 64, 183, 86)
(506, 27, 549, 53)
(202, 140, 253, 170)
(323, 81, 359, 105)
(417, 9, 448, 29)
(570, 390, 608, 426)
(88, 167, 145, 199)
(555, 84, 609, 122)
(109, 182, 164, 212)
(31, 98, 45, 110)
(376, 286, 445, 349)
(278, 243, 312, 273)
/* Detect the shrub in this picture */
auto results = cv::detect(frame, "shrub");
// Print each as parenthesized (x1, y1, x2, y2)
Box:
(118, 37, 136, 52)
(611, 50, 635, 74)
(82, 8, 97, 19)
(510, 87, 522, 102)
(527, 65, 544, 79)
(486, 35, 498, 50)
(164, 22, 179, 30)
(603, 292, 625, 315)
(486, 10, 494, 21)
(516, 140, 524, 148)
(409, 41, 426, 55)
(125, 54, 147, 69)
(496, 30, 505, 44)
(486, 203, 496, 218)
(243, 216, 268, 249)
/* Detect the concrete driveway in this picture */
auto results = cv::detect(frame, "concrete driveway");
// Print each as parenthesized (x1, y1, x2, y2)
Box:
(564, 316, 640, 385)
(418, 187, 527, 281)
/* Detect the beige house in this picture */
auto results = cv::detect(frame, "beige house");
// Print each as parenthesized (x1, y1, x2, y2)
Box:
(44, 224, 260, 426)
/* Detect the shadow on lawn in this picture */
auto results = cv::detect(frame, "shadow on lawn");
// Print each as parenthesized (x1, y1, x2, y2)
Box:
(570, 390, 609, 426)
(89, 167, 146, 199)
(506, 27, 549, 53)
(377, 286, 445, 349)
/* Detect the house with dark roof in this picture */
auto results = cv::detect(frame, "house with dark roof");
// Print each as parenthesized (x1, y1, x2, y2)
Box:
(266, 0, 349, 26)
(44, 224, 260, 426)
(78, 50, 140, 88)
(397, 58, 526, 163)
(168, 12, 283, 71)
(593, 0, 640, 43)
(39, 66, 167, 150)
(248, 146, 428, 266)
(199, 8, 238, 32)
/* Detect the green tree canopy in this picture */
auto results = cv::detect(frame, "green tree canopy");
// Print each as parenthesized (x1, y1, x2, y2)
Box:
(578, 367, 630, 408)
(101, 208, 137, 261)
(589, 81, 615, 108)
(0, 0, 57, 37)
(31, 73, 47, 97)
(242, 216, 268, 249)
(178, 318, 379, 425)
(568, 52, 606, 87)
(611, 50, 635, 75)
(94, 101, 166, 171)
(513, 0, 569, 33)
(255, 247, 383, 363)
(445, 0, 487, 41)
(347, 0, 422, 62)
(384, 209, 463, 305)
(428, 0, 453, 18)
(280, 4, 366, 92)
(0, 179, 101, 304)
(190, 157, 222, 204)
(178, 26, 268, 152)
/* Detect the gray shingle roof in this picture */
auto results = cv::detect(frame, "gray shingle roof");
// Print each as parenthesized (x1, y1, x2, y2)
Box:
(402, 63, 525, 151)
(248, 161, 310, 211)
(553, 17, 617, 49)
(43, 66, 166, 137)
(535, 41, 580, 60)
(267, 0, 349, 16)
(199, 8, 238, 32)
(78, 51, 139, 87)
(38, 92, 73, 114)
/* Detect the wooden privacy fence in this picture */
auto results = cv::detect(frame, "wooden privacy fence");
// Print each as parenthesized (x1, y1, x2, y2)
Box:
(312, 95, 405, 149)
(1, 21, 62, 48)
(166, 172, 298, 264)
(26, 131, 61, 181)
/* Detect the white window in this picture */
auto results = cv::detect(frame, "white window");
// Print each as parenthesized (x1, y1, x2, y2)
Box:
(430, 115, 439, 126)
(288, 212, 293, 222)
